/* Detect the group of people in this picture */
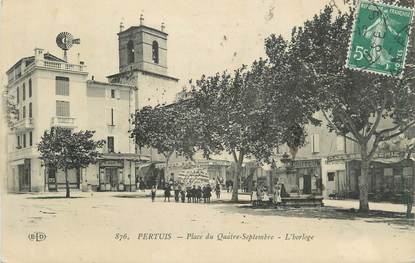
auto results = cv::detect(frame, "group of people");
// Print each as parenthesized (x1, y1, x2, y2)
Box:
(150, 183, 221, 203)
(251, 184, 282, 207)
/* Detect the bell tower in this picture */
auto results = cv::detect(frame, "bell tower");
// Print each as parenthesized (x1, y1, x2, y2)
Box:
(118, 14, 168, 76)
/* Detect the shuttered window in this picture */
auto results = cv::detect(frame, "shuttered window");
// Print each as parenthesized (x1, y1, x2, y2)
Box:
(56, 76, 69, 96)
(23, 83, 26, 101)
(107, 136, 114, 153)
(29, 79, 32, 97)
(29, 131, 33, 146)
(29, 102, 32, 118)
(311, 133, 320, 153)
(336, 136, 345, 152)
(56, 101, 70, 117)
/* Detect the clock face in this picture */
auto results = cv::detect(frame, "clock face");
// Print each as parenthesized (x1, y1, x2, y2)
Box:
(56, 32, 73, 50)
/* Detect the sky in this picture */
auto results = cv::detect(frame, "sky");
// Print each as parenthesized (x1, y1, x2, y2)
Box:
(0, 0, 339, 169)
(0, 0, 337, 86)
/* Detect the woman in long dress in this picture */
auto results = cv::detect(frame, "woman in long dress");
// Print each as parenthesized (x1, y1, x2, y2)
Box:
(274, 185, 282, 206)
(251, 188, 258, 207)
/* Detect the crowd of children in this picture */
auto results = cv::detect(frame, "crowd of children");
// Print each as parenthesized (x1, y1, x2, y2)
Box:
(150, 183, 221, 204)
(251, 184, 283, 207)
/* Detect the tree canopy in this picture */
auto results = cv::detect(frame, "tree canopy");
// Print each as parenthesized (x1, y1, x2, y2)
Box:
(265, 0, 415, 211)
(189, 58, 316, 200)
(38, 127, 105, 197)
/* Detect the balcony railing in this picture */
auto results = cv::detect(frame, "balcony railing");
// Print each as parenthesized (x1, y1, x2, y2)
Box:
(37, 59, 87, 73)
(9, 59, 87, 85)
(9, 147, 36, 160)
(51, 116, 76, 128)
(15, 118, 34, 131)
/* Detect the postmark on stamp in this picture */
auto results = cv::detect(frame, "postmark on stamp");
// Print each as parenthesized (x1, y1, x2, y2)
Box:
(346, 0, 414, 78)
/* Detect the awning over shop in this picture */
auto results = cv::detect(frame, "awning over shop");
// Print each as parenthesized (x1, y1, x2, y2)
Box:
(99, 153, 151, 162)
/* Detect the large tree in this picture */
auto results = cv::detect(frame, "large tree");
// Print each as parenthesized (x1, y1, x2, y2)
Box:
(131, 102, 198, 184)
(3, 89, 19, 130)
(38, 127, 105, 197)
(269, 1, 415, 212)
(190, 59, 315, 201)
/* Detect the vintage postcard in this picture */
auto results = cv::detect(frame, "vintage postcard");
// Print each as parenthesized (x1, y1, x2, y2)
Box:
(1, 0, 415, 262)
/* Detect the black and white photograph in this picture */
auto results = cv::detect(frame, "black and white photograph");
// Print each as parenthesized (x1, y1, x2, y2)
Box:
(0, 0, 415, 262)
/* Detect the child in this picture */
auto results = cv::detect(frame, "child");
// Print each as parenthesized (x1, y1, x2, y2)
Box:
(206, 184, 212, 203)
(151, 186, 156, 202)
(191, 186, 197, 203)
(251, 188, 258, 207)
(186, 187, 192, 203)
(197, 186, 202, 203)
(215, 183, 221, 199)
(164, 184, 171, 202)
(257, 187, 263, 207)
(180, 188, 186, 203)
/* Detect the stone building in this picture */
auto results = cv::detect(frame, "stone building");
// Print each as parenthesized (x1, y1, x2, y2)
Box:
(5, 17, 180, 192)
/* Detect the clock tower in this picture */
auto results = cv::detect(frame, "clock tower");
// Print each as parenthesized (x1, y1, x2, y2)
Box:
(107, 15, 179, 108)
(118, 15, 168, 76)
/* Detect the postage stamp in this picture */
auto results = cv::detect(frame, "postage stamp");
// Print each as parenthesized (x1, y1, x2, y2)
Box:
(346, 0, 414, 78)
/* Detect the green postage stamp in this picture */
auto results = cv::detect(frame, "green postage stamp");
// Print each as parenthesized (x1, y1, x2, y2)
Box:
(346, 0, 414, 78)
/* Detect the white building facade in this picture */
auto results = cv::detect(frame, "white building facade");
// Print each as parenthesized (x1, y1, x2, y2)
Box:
(5, 18, 179, 192)
(5, 48, 143, 192)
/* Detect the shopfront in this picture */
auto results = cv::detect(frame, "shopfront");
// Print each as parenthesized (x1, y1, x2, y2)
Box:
(46, 167, 80, 191)
(291, 159, 322, 195)
(346, 158, 414, 201)
(18, 159, 31, 191)
(99, 159, 124, 191)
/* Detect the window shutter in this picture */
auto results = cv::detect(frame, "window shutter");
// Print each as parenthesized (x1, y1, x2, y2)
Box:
(55, 77, 69, 96)
(310, 135, 314, 152)
(314, 134, 320, 153)
(116, 89, 121, 99)
(105, 108, 110, 125)
(311, 134, 320, 153)
(336, 136, 344, 152)
(112, 108, 116, 125)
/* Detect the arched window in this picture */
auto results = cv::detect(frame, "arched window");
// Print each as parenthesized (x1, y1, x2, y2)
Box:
(152, 41, 159, 64)
(127, 40, 134, 63)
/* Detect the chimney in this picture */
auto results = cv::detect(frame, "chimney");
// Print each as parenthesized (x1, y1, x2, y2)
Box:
(161, 22, 165, 32)
(140, 14, 144, 25)
(120, 21, 124, 32)
(34, 48, 44, 61)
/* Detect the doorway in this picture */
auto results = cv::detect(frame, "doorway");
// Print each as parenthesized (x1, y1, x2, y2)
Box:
(105, 168, 118, 191)
(303, 174, 312, 194)
(18, 163, 30, 191)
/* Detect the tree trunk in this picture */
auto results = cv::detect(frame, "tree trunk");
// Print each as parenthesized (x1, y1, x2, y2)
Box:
(231, 162, 241, 202)
(65, 168, 70, 198)
(406, 202, 413, 218)
(359, 146, 370, 212)
(164, 152, 172, 185)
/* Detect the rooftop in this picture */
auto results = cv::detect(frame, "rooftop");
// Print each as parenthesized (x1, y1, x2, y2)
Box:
(87, 80, 137, 90)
